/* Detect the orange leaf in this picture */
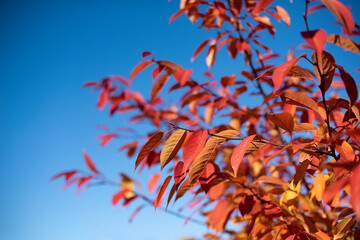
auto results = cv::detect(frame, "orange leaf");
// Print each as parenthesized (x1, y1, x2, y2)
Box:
(174, 161, 185, 188)
(267, 112, 294, 133)
(314, 172, 325, 202)
(327, 34, 360, 55)
(148, 173, 161, 194)
(169, 2, 202, 23)
(275, 6, 290, 26)
(83, 150, 99, 174)
(129, 60, 153, 82)
(189, 130, 239, 185)
(135, 132, 164, 172)
(160, 129, 187, 170)
(230, 135, 256, 176)
(272, 53, 306, 91)
(155, 175, 172, 210)
(151, 73, 170, 100)
(96, 134, 118, 147)
(280, 90, 319, 113)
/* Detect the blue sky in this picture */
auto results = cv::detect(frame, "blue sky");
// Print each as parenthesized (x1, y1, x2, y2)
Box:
(1, 1, 359, 240)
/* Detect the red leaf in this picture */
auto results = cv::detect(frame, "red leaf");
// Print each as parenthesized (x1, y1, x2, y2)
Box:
(83, 150, 99, 174)
(174, 161, 185, 187)
(148, 173, 161, 194)
(106, 75, 129, 87)
(129, 204, 145, 223)
(252, 0, 274, 15)
(239, 195, 256, 216)
(301, 29, 327, 55)
(323, 176, 349, 204)
(230, 135, 256, 176)
(272, 53, 306, 91)
(182, 129, 208, 171)
(152, 65, 165, 81)
(96, 134, 118, 147)
(129, 60, 153, 82)
(191, 39, 210, 62)
(208, 200, 234, 232)
(235, 40, 249, 53)
(76, 176, 93, 195)
(350, 164, 360, 220)
(82, 81, 98, 88)
(173, 69, 193, 87)
(97, 89, 109, 110)
(50, 170, 77, 182)
(134, 132, 164, 172)
(199, 162, 217, 193)
(338, 65, 358, 103)
(275, 6, 290, 26)
(141, 51, 152, 59)
(267, 112, 294, 133)
(155, 175, 172, 210)
(112, 189, 129, 207)
(320, 0, 354, 35)
(169, 2, 202, 23)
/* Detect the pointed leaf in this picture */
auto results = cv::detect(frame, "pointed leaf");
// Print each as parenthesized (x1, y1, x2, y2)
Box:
(189, 130, 240, 185)
(267, 112, 294, 133)
(135, 132, 164, 172)
(199, 162, 217, 193)
(301, 29, 327, 55)
(206, 45, 216, 68)
(129, 60, 153, 82)
(154, 175, 172, 210)
(183, 129, 208, 171)
(272, 54, 306, 91)
(175, 178, 192, 201)
(280, 90, 319, 113)
(230, 135, 256, 176)
(173, 69, 193, 87)
(275, 6, 290, 26)
(320, 0, 354, 35)
(97, 89, 109, 110)
(252, 0, 274, 15)
(160, 130, 187, 170)
(338, 65, 358, 103)
(112, 189, 129, 207)
(191, 39, 210, 62)
(151, 73, 170, 100)
(327, 34, 360, 54)
(83, 150, 99, 174)
(148, 173, 161, 194)
(314, 172, 325, 201)
(350, 164, 360, 220)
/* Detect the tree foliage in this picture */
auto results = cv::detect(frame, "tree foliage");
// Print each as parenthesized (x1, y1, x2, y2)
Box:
(52, 0, 360, 239)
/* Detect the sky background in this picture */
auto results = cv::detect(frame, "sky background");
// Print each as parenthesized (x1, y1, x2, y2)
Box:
(1, 1, 359, 240)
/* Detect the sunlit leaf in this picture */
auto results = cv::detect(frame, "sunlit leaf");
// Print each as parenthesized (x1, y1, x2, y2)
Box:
(154, 175, 172, 210)
(135, 132, 164, 172)
(160, 129, 187, 170)
(83, 150, 99, 174)
(230, 135, 256, 176)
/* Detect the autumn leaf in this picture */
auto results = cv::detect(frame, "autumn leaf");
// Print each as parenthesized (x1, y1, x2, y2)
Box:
(173, 69, 193, 87)
(183, 129, 208, 171)
(337, 65, 358, 103)
(327, 34, 360, 55)
(112, 189, 129, 207)
(154, 175, 172, 210)
(160, 129, 187, 170)
(272, 53, 306, 91)
(151, 73, 170, 100)
(97, 89, 109, 110)
(206, 45, 216, 68)
(252, 0, 274, 16)
(191, 39, 210, 62)
(314, 172, 325, 202)
(83, 150, 99, 174)
(280, 90, 319, 113)
(267, 112, 294, 133)
(189, 130, 239, 185)
(350, 164, 360, 220)
(301, 29, 327, 55)
(320, 0, 354, 35)
(230, 135, 256, 176)
(129, 60, 153, 82)
(148, 173, 161, 194)
(135, 132, 164, 172)
(275, 6, 290, 26)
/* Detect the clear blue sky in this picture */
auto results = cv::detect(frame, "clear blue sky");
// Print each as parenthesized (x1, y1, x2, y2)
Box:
(1, 1, 359, 240)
